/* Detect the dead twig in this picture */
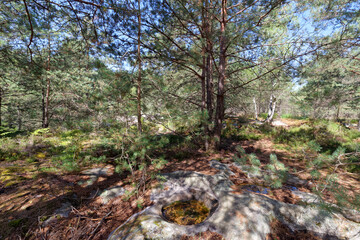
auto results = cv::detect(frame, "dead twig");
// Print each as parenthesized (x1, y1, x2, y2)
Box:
(87, 211, 112, 239)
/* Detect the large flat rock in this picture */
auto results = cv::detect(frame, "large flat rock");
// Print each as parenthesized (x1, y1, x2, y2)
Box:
(108, 168, 360, 240)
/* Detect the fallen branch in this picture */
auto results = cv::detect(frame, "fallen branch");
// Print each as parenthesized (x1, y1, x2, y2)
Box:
(87, 210, 112, 239)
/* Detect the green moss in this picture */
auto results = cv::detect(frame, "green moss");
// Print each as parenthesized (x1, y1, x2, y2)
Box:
(40, 216, 50, 222)
(162, 200, 209, 225)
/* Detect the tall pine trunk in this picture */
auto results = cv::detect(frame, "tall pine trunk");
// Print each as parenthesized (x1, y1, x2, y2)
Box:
(202, 0, 214, 150)
(43, 34, 51, 128)
(42, 4, 51, 128)
(137, 0, 142, 133)
(206, 54, 213, 122)
(204, 52, 213, 150)
(213, 0, 227, 149)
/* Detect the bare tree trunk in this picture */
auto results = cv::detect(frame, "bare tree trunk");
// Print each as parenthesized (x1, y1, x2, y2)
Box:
(200, 49, 208, 145)
(253, 97, 258, 120)
(17, 106, 22, 131)
(213, 0, 227, 149)
(265, 94, 276, 123)
(202, 0, 214, 150)
(204, 0, 213, 124)
(335, 104, 341, 120)
(206, 54, 213, 121)
(43, 34, 51, 128)
(136, 0, 142, 133)
(204, 51, 213, 150)
(42, 88, 46, 127)
(43, 79, 50, 128)
(201, 50, 206, 113)
(43, 4, 51, 128)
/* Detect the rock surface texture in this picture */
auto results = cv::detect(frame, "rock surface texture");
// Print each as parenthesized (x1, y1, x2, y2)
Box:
(108, 161, 360, 240)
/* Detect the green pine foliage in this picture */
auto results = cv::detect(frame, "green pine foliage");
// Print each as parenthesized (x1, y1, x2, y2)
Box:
(233, 147, 289, 188)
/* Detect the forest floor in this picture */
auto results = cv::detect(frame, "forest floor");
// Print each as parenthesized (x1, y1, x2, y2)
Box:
(1, 118, 360, 239)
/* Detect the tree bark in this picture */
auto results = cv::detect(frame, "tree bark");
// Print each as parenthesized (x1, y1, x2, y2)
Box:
(43, 4, 51, 128)
(206, 54, 213, 122)
(137, 0, 142, 133)
(42, 88, 46, 127)
(213, 0, 227, 149)
(202, 0, 214, 150)
(17, 106, 22, 131)
(253, 97, 258, 120)
(265, 94, 276, 123)
(43, 34, 51, 128)
(201, 49, 206, 113)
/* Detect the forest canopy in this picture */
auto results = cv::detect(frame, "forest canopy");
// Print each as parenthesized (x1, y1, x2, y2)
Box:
(1, 0, 359, 147)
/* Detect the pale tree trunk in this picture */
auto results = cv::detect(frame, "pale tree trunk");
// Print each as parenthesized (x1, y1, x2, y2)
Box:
(136, 0, 142, 133)
(253, 97, 258, 120)
(265, 94, 276, 123)
(43, 4, 51, 128)
(43, 35, 51, 128)
(213, 0, 227, 149)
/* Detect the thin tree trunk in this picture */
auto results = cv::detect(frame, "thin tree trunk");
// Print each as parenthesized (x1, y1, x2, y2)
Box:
(335, 104, 341, 120)
(202, 53, 209, 150)
(43, 4, 51, 128)
(43, 79, 50, 128)
(253, 97, 258, 120)
(213, 0, 227, 149)
(137, 0, 142, 133)
(42, 88, 46, 127)
(205, 0, 214, 126)
(201, 49, 206, 113)
(204, 52, 213, 151)
(206, 54, 213, 122)
(17, 106, 22, 131)
(265, 94, 276, 123)
(43, 32, 51, 128)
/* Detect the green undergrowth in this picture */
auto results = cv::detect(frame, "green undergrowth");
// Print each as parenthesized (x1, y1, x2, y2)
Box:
(233, 145, 360, 211)
(233, 146, 289, 189)
(223, 124, 263, 141)
(256, 120, 360, 154)
(280, 114, 308, 120)
(0, 122, 199, 194)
